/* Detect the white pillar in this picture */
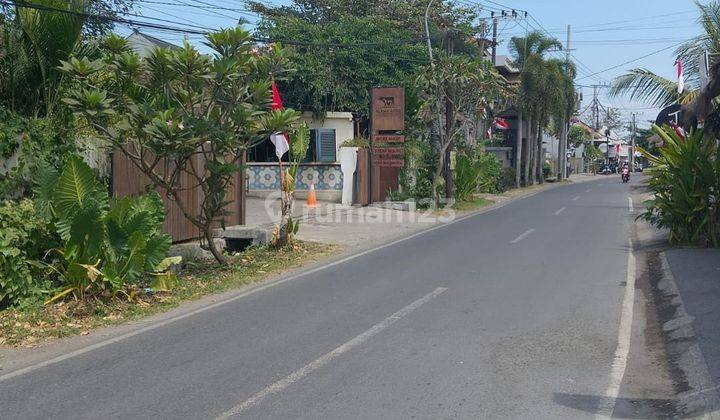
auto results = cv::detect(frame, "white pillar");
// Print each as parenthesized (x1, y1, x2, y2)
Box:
(339, 147, 358, 206)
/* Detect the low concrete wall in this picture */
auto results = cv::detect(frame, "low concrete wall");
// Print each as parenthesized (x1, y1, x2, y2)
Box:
(246, 162, 343, 203)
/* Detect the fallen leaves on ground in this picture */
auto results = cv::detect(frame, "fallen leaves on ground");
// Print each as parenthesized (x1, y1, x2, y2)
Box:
(0, 241, 338, 347)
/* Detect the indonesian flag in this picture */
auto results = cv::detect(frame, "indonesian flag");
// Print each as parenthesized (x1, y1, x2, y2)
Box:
(616, 143, 621, 154)
(271, 80, 284, 111)
(676, 58, 685, 95)
(270, 80, 290, 159)
(494, 117, 510, 130)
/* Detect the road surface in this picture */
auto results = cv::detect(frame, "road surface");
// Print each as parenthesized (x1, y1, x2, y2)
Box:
(0, 177, 659, 419)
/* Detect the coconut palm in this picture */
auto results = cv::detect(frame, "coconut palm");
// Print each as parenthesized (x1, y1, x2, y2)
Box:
(609, 1, 720, 109)
(509, 30, 565, 185)
(0, 0, 89, 116)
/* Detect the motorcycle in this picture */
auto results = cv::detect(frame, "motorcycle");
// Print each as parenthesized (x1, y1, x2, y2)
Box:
(621, 168, 630, 183)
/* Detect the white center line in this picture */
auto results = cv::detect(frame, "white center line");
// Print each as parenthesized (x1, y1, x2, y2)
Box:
(595, 237, 636, 419)
(628, 197, 634, 213)
(510, 228, 536, 244)
(585, 189, 592, 193)
(572, 196, 581, 201)
(215, 287, 448, 419)
(554, 207, 567, 216)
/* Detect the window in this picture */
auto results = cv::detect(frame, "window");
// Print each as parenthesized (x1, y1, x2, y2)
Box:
(248, 128, 336, 162)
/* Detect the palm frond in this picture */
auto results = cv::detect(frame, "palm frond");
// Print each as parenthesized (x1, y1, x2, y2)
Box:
(609, 68, 696, 108)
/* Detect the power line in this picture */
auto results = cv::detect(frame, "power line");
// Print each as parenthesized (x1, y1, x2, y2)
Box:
(576, 41, 684, 81)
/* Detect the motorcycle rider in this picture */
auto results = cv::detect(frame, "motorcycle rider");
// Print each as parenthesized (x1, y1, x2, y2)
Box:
(621, 164, 630, 183)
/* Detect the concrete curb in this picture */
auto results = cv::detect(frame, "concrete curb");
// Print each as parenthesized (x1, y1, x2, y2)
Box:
(657, 252, 720, 419)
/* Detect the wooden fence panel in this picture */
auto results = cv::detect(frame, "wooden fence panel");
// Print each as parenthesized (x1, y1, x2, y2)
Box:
(112, 151, 244, 243)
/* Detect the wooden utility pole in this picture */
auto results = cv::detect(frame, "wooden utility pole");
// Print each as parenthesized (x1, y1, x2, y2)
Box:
(630, 112, 637, 170)
(491, 15, 498, 64)
(444, 29, 455, 200)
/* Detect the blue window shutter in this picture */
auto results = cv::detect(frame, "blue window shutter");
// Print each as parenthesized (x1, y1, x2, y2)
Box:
(315, 128, 336, 162)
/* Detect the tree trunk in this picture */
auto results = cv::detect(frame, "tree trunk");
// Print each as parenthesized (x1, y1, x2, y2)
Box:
(274, 169, 295, 248)
(557, 120, 565, 181)
(529, 121, 536, 186)
(536, 121, 544, 184)
(515, 111, 523, 189)
(523, 118, 533, 187)
(432, 149, 446, 207)
(203, 225, 226, 265)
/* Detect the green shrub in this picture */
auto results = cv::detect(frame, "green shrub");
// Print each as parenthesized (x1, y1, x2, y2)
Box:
(37, 156, 173, 302)
(0, 107, 76, 200)
(454, 150, 502, 202)
(498, 167, 516, 192)
(640, 125, 720, 246)
(542, 161, 551, 178)
(0, 200, 56, 308)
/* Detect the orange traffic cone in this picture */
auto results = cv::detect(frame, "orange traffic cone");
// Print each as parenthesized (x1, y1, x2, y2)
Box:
(306, 182, 318, 207)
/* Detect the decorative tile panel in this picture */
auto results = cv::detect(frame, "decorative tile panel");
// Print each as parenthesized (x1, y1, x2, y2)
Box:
(246, 164, 343, 191)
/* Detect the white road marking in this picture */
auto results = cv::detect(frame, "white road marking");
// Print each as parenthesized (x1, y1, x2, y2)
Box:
(554, 207, 567, 216)
(585, 189, 592, 193)
(0, 180, 561, 382)
(214, 287, 448, 419)
(572, 196, 581, 201)
(628, 197, 634, 213)
(510, 228, 536, 244)
(595, 237, 636, 419)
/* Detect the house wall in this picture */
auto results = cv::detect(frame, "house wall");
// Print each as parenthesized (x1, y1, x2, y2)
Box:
(485, 147, 514, 168)
(301, 111, 354, 155)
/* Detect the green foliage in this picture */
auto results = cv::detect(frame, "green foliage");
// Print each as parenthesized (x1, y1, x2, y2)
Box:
(454, 150, 502, 202)
(0, 200, 56, 308)
(60, 27, 299, 264)
(639, 125, 720, 246)
(37, 156, 172, 301)
(250, 0, 479, 118)
(568, 125, 591, 147)
(0, 1, 91, 117)
(542, 161, 551, 178)
(498, 167, 516, 192)
(0, 107, 77, 199)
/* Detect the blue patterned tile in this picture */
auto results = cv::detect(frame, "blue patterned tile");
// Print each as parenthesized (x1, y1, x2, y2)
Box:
(246, 164, 343, 191)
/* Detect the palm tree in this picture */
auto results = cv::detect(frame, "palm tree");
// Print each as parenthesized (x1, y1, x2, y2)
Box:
(0, 0, 89, 116)
(609, 1, 720, 109)
(509, 30, 564, 185)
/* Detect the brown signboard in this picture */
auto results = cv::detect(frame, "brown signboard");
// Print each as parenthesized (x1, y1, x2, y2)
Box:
(371, 87, 405, 132)
(373, 135, 405, 144)
(372, 146, 404, 167)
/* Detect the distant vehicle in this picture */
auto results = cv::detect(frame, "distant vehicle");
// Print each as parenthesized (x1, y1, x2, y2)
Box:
(622, 167, 630, 183)
(634, 163, 643, 172)
(600, 165, 613, 175)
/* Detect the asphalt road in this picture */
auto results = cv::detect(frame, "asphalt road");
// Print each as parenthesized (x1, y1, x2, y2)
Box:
(1, 177, 645, 419)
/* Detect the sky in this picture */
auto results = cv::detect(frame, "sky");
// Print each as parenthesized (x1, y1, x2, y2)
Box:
(124, 0, 705, 131)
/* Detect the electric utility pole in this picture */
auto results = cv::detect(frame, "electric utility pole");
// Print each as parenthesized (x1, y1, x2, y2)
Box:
(631, 113, 637, 170)
(559, 24, 572, 181)
(444, 29, 455, 200)
(491, 14, 498, 64)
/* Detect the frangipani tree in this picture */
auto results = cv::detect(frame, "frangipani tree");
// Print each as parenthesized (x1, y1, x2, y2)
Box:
(415, 54, 504, 205)
(59, 28, 299, 264)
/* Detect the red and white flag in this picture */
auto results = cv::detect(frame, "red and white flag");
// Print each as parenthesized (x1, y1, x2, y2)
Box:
(494, 117, 510, 130)
(676, 58, 685, 95)
(269, 80, 290, 159)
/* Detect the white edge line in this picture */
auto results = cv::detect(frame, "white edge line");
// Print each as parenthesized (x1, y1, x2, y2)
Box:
(628, 197, 634, 213)
(0, 180, 576, 382)
(554, 207, 567, 216)
(510, 228, 536, 244)
(214, 287, 448, 419)
(595, 236, 636, 419)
